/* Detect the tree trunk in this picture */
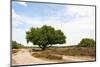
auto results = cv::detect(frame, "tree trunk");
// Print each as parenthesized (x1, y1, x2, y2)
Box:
(47, 44, 52, 48)
(39, 45, 46, 51)
(41, 45, 46, 50)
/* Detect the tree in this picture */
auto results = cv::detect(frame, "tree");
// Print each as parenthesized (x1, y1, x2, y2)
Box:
(12, 41, 24, 49)
(77, 38, 96, 47)
(26, 25, 66, 50)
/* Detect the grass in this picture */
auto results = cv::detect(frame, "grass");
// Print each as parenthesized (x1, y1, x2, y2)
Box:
(48, 47, 96, 56)
(32, 52, 62, 60)
(12, 47, 95, 61)
(31, 47, 96, 57)
(31, 47, 95, 61)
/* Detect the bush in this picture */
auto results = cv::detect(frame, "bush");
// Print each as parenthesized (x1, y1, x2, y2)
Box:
(77, 38, 96, 47)
(12, 41, 24, 49)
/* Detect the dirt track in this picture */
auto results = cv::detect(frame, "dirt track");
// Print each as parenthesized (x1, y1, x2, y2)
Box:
(12, 49, 95, 65)
(12, 49, 55, 65)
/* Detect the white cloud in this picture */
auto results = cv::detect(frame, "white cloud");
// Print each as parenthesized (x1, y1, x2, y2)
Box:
(65, 5, 95, 20)
(40, 16, 95, 45)
(61, 17, 95, 45)
(12, 9, 23, 27)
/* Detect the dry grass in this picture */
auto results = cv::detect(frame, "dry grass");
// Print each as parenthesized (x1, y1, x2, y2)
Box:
(32, 52, 62, 60)
(12, 47, 95, 61)
(31, 47, 95, 61)
(48, 47, 96, 56)
(31, 47, 96, 57)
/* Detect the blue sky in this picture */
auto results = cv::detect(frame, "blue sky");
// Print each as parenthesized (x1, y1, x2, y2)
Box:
(12, 1, 95, 46)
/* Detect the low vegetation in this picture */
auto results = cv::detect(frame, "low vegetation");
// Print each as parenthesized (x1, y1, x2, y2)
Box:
(12, 38, 96, 60)
(12, 41, 25, 49)
(32, 52, 62, 60)
(50, 47, 95, 56)
(31, 47, 95, 57)
(77, 38, 96, 47)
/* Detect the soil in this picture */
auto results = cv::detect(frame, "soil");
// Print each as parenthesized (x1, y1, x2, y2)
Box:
(12, 49, 95, 65)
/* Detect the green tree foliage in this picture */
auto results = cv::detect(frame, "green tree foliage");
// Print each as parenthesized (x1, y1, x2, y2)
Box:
(26, 25, 66, 50)
(77, 38, 96, 47)
(12, 41, 24, 49)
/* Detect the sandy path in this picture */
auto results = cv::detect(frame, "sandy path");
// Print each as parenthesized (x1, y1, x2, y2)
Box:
(12, 49, 55, 65)
(12, 49, 95, 65)
(62, 56, 95, 62)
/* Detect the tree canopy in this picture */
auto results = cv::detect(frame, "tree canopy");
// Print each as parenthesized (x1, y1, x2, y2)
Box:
(26, 25, 66, 50)
(77, 38, 96, 47)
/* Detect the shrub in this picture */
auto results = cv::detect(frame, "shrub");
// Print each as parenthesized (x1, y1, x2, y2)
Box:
(77, 38, 96, 47)
(12, 41, 24, 49)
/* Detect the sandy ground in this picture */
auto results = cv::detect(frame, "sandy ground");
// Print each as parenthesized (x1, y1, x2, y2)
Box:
(12, 49, 95, 66)
(12, 49, 57, 65)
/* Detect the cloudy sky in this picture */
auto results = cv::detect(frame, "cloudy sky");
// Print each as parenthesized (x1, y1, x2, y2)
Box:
(12, 1, 95, 46)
